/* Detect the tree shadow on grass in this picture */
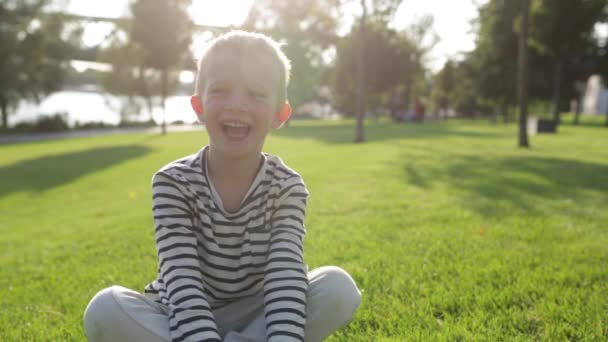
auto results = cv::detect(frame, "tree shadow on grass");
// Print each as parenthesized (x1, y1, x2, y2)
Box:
(401, 154, 608, 218)
(0, 145, 152, 197)
(276, 121, 511, 144)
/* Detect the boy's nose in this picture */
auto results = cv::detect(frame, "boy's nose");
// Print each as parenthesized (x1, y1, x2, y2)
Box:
(224, 91, 247, 111)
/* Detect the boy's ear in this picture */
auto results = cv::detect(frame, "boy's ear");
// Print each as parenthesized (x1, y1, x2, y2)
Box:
(191, 95, 204, 121)
(273, 103, 291, 129)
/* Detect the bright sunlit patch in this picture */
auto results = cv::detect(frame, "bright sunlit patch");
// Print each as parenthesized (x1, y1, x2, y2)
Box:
(392, 0, 488, 72)
(179, 71, 195, 84)
(188, 0, 255, 27)
(191, 31, 215, 59)
(67, 0, 127, 18)
(70, 60, 112, 73)
(595, 23, 608, 42)
(68, 0, 254, 47)
(82, 22, 115, 47)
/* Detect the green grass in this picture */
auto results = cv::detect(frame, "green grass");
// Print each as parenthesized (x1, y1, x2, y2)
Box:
(1, 119, 607, 341)
(559, 112, 607, 127)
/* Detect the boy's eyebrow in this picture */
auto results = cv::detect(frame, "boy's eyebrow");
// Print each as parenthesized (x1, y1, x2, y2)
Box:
(249, 81, 272, 91)
(206, 79, 230, 87)
(206, 79, 270, 90)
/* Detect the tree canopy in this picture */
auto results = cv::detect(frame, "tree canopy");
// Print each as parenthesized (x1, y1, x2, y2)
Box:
(333, 19, 419, 116)
(99, 0, 192, 132)
(242, 0, 341, 108)
(439, 0, 608, 123)
(0, 0, 80, 128)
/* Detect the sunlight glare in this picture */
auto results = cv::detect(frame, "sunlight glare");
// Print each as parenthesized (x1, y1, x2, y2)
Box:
(191, 31, 215, 59)
(179, 71, 195, 84)
(189, 0, 255, 27)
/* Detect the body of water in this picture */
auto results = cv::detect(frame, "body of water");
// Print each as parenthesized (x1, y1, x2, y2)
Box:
(10, 91, 197, 127)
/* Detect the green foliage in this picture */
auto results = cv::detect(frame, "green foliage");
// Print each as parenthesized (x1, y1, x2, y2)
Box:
(130, 0, 192, 72)
(243, 0, 341, 108)
(530, 0, 607, 119)
(0, 0, 81, 128)
(228, 0, 437, 124)
(430, 0, 520, 118)
(333, 20, 421, 116)
(0, 120, 607, 340)
(429, 60, 455, 115)
(527, 99, 552, 119)
(454, 0, 608, 118)
(98, 0, 192, 123)
(471, 0, 521, 109)
(432, 59, 493, 117)
(74, 121, 115, 130)
(12, 112, 69, 132)
(530, 0, 606, 58)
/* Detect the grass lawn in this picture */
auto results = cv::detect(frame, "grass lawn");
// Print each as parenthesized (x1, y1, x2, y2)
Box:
(1, 119, 607, 341)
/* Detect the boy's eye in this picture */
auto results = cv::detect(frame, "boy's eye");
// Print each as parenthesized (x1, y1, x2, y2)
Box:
(249, 90, 267, 99)
(210, 87, 226, 95)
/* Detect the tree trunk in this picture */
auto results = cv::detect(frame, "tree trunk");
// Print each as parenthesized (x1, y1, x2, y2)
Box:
(354, 0, 367, 143)
(551, 58, 562, 124)
(605, 106, 608, 127)
(138, 65, 154, 122)
(573, 97, 581, 125)
(0, 95, 7, 129)
(161, 69, 168, 135)
(517, 0, 530, 148)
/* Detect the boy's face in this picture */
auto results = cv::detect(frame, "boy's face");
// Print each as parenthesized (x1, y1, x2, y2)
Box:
(199, 49, 284, 160)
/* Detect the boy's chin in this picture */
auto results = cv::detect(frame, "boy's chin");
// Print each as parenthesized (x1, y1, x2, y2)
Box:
(210, 143, 262, 160)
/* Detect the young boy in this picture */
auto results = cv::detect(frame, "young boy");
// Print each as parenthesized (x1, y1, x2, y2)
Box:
(83, 31, 361, 342)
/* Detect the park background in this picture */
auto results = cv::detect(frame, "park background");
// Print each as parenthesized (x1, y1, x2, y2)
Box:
(1, 0, 607, 341)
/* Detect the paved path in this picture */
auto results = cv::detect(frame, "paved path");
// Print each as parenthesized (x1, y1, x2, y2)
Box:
(0, 125, 203, 145)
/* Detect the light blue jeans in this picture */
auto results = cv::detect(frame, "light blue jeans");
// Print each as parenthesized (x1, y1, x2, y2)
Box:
(83, 266, 361, 342)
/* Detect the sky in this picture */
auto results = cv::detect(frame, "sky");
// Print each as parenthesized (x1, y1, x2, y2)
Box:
(67, 0, 486, 72)
(393, 0, 485, 70)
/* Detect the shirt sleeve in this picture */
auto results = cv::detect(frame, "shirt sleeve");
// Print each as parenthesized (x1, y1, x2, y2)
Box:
(263, 179, 310, 342)
(152, 172, 221, 342)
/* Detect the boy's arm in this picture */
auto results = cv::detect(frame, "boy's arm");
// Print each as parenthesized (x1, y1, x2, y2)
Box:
(152, 172, 221, 342)
(263, 180, 310, 342)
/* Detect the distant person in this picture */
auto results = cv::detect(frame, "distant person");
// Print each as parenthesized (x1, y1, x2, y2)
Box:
(83, 31, 361, 342)
(415, 99, 426, 122)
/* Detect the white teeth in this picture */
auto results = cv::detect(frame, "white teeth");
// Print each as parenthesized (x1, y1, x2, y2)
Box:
(224, 121, 248, 128)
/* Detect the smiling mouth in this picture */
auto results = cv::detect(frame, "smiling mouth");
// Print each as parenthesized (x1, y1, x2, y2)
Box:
(222, 121, 251, 140)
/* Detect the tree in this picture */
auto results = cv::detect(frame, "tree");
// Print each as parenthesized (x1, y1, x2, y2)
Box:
(468, 0, 522, 122)
(98, 25, 160, 123)
(463, 0, 608, 130)
(130, 0, 192, 134)
(453, 59, 489, 116)
(355, 0, 368, 143)
(529, 0, 607, 124)
(242, 0, 341, 109)
(517, 0, 530, 148)
(599, 38, 608, 127)
(332, 1, 430, 121)
(430, 60, 456, 118)
(0, 0, 80, 128)
(333, 20, 418, 116)
(405, 15, 438, 110)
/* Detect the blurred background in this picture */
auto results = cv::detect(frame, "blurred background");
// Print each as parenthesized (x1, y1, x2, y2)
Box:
(2, 2, 608, 340)
(1, 0, 607, 137)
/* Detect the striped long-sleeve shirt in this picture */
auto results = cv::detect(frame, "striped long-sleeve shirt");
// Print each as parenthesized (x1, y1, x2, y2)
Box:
(144, 146, 309, 342)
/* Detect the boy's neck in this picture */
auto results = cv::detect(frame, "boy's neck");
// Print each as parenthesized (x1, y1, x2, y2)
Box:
(206, 147, 262, 189)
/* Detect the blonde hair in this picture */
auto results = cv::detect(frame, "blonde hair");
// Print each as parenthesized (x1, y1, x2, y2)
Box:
(193, 30, 291, 105)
